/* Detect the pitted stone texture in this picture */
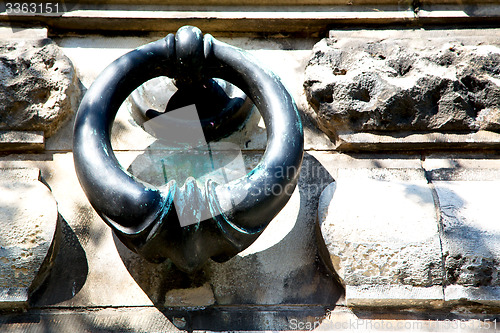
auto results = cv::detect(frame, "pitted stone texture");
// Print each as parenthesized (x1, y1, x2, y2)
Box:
(0, 38, 80, 137)
(318, 169, 443, 306)
(435, 180, 500, 305)
(0, 168, 59, 308)
(304, 32, 500, 138)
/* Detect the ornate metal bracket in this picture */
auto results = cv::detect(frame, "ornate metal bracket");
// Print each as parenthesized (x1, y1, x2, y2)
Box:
(73, 26, 304, 272)
(130, 76, 253, 142)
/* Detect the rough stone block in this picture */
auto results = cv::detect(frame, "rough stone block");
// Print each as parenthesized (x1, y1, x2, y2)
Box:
(445, 285, 500, 306)
(435, 180, 500, 305)
(335, 131, 500, 151)
(112, 153, 342, 307)
(0, 37, 81, 137)
(0, 168, 60, 309)
(318, 168, 443, 306)
(304, 30, 500, 139)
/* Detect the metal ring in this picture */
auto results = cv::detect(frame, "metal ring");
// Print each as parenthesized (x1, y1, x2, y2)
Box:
(73, 26, 304, 272)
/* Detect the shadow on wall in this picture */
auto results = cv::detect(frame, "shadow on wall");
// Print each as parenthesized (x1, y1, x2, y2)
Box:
(30, 216, 88, 306)
(112, 150, 344, 331)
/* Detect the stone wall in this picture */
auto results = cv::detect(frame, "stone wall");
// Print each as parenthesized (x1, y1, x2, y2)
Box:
(1, 26, 500, 331)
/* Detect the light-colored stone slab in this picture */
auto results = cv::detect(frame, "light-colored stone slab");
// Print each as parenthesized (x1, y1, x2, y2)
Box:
(30, 153, 155, 308)
(435, 180, 500, 306)
(0, 288, 28, 308)
(5, 4, 499, 37)
(0, 307, 180, 332)
(318, 168, 443, 307)
(427, 168, 500, 182)
(423, 155, 500, 171)
(309, 151, 423, 172)
(0, 38, 81, 138)
(0, 168, 59, 309)
(0, 6, 414, 36)
(446, 285, 500, 306)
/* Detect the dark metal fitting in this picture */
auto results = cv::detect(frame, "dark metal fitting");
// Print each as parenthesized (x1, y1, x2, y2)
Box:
(73, 25, 304, 273)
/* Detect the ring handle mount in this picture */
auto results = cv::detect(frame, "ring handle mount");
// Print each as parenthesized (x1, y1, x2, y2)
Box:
(73, 26, 304, 273)
(131, 26, 253, 142)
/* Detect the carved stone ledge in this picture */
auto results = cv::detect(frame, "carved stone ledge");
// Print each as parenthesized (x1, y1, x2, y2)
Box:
(435, 179, 500, 306)
(0, 168, 60, 309)
(318, 167, 500, 308)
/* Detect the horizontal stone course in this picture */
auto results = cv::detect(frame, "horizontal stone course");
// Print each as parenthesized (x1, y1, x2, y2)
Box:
(0, 131, 44, 151)
(335, 131, 500, 151)
(346, 285, 444, 307)
(2, 29, 500, 333)
(0, 36, 81, 138)
(318, 168, 443, 306)
(0, 168, 60, 309)
(2, 4, 500, 37)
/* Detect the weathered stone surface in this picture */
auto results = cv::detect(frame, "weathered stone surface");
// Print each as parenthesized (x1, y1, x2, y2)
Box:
(12, 30, 500, 328)
(304, 32, 500, 138)
(435, 180, 500, 305)
(318, 168, 443, 306)
(23, 153, 154, 309)
(0, 38, 80, 137)
(0, 168, 59, 309)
